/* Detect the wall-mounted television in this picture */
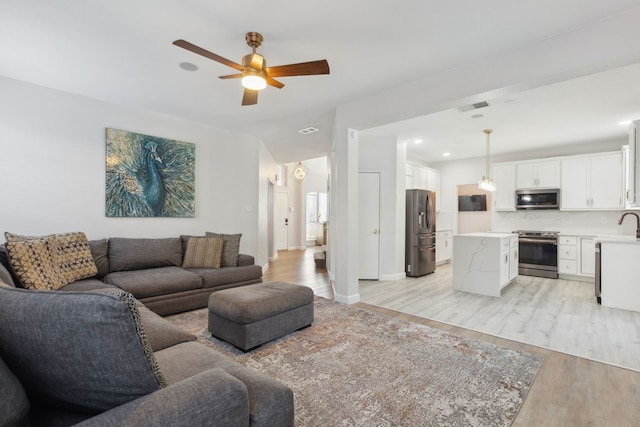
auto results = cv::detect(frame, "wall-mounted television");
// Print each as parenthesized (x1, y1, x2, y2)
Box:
(458, 194, 487, 212)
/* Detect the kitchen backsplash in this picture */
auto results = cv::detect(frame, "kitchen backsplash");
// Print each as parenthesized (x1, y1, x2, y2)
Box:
(491, 210, 638, 236)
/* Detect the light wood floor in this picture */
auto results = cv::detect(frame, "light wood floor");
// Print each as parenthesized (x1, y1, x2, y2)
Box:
(264, 248, 640, 427)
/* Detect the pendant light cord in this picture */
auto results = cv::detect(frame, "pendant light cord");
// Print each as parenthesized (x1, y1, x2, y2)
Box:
(484, 129, 492, 178)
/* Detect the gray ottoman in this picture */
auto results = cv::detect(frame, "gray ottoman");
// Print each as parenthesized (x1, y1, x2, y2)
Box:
(208, 281, 314, 351)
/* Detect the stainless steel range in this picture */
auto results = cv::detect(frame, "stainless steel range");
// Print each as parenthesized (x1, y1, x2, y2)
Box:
(516, 230, 559, 279)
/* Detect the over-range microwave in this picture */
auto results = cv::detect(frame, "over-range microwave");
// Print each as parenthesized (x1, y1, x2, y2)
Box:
(515, 189, 560, 210)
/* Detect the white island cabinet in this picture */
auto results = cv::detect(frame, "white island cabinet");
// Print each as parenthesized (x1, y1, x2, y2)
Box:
(597, 236, 640, 313)
(453, 232, 518, 297)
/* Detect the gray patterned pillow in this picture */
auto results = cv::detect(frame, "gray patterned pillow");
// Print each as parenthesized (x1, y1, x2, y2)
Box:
(0, 287, 166, 413)
(205, 232, 242, 267)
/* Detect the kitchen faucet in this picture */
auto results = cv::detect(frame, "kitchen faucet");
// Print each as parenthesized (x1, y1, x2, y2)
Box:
(617, 212, 640, 238)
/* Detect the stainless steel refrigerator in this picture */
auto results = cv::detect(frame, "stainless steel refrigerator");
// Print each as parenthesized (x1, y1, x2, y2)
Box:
(405, 189, 436, 277)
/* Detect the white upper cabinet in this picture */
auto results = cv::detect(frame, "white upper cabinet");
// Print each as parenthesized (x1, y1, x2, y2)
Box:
(405, 164, 441, 211)
(516, 159, 560, 189)
(561, 151, 623, 210)
(492, 163, 516, 211)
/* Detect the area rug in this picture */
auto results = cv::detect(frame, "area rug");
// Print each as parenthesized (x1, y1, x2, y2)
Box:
(167, 298, 543, 426)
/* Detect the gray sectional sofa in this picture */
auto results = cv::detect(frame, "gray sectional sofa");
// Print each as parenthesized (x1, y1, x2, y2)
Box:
(0, 234, 294, 426)
(0, 235, 264, 315)
(0, 264, 294, 426)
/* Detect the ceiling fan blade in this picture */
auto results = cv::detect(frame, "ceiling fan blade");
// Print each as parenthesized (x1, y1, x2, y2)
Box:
(242, 89, 258, 106)
(266, 60, 330, 78)
(266, 77, 284, 89)
(219, 73, 243, 80)
(173, 39, 245, 72)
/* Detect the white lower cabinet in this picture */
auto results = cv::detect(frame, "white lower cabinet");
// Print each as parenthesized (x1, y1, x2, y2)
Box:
(558, 235, 595, 279)
(436, 230, 452, 264)
(509, 239, 518, 281)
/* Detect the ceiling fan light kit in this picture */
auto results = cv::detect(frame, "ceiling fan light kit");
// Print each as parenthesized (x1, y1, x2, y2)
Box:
(241, 73, 267, 90)
(173, 32, 330, 105)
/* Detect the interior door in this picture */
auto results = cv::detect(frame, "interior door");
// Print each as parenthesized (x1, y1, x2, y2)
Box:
(359, 172, 380, 279)
(276, 192, 289, 251)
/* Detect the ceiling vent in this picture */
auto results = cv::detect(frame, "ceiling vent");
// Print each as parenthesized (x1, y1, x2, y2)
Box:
(298, 127, 319, 135)
(457, 101, 490, 112)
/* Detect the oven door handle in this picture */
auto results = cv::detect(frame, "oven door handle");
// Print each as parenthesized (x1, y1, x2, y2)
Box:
(519, 239, 557, 245)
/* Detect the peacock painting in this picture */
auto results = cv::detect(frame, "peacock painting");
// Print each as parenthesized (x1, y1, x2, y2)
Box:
(105, 128, 195, 217)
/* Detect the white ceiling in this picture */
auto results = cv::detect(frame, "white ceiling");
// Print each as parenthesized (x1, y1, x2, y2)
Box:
(2, 1, 640, 163)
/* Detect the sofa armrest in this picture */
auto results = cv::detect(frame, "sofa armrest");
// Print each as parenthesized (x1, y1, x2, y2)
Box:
(238, 254, 255, 266)
(76, 368, 249, 427)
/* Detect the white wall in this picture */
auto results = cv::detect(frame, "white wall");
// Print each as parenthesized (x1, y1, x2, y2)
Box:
(0, 76, 271, 265)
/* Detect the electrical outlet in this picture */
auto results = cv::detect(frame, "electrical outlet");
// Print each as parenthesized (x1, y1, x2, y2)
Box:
(602, 217, 607, 224)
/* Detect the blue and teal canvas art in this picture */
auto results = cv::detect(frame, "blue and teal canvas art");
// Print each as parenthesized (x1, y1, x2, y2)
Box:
(105, 128, 195, 217)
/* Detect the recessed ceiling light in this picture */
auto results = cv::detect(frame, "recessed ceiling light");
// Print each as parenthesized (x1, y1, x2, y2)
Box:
(619, 120, 632, 126)
(414, 139, 423, 144)
(179, 62, 198, 72)
(443, 152, 451, 157)
(299, 127, 319, 135)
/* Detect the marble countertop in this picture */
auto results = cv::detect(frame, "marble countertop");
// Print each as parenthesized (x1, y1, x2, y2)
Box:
(595, 235, 640, 244)
(455, 232, 515, 238)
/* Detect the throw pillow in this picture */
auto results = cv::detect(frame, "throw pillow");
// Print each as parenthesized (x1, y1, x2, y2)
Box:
(5, 236, 66, 290)
(205, 232, 242, 267)
(51, 232, 99, 283)
(4, 231, 98, 288)
(182, 237, 224, 269)
(0, 287, 166, 413)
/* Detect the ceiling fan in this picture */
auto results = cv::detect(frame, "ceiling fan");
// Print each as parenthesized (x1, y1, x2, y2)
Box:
(173, 32, 330, 106)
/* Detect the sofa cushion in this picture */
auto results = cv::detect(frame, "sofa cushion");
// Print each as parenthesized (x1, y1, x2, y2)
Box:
(186, 264, 263, 289)
(137, 304, 196, 352)
(0, 355, 29, 426)
(104, 266, 203, 299)
(182, 237, 224, 269)
(0, 287, 166, 413)
(108, 237, 183, 272)
(58, 278, 117, 292)
(205, 232, 242, 267)
(88, 238, 110, 278)
(155, 341, 294, 426)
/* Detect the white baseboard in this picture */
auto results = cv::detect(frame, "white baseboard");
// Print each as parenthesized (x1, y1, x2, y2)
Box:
(268, 253, 278, 262)
(261, 263, 270, 274)
(334, 292, 361, 305)
(380, 272, 406, 281)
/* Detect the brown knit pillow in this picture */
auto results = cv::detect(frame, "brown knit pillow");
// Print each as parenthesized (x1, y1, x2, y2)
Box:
(182, 237, 224, 269)
(4, 231, 98, 289)
(5, 236, 65, 290)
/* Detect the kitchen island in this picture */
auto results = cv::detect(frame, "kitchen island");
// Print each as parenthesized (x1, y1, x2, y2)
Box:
(452, 232, 518, 297)
(596, 235, 640, 313)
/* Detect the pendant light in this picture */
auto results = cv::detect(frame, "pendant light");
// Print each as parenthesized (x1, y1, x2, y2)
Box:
(478, 129, 496, 192)
(291, 162, 309, 182)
